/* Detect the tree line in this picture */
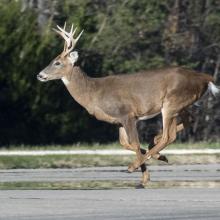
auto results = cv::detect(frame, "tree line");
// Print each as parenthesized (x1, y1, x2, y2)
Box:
(0, 0, 220, 146)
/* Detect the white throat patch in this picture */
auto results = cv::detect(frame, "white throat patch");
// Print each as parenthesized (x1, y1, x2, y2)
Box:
(62, 76, 70, 85)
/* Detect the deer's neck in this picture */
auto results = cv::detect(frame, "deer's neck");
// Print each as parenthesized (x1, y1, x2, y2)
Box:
(62, 66, 94, 109)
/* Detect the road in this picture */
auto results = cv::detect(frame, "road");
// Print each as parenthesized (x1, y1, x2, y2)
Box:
(0, 189, 220, 220)
(0, 164, 220, 182)
(0, 164, 220, 219)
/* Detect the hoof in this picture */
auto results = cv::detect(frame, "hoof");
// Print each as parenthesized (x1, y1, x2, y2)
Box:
(135, 183, 145, 189)
(125, 170, 133, 173)
(158, 155, 169, 163)
(127, 161, 139, 173)
(127, 165, 136, 173)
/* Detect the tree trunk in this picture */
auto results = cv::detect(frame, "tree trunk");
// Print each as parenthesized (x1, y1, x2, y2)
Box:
(21, 0, 58, 31)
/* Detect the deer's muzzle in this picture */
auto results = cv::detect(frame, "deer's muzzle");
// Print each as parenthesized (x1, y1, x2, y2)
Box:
(37, 71, 49, 82)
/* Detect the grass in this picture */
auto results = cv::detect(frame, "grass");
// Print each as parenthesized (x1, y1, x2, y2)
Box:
(0, 154, 219, 169)
(169, 142, 220, 149)
(0, 141, 220, 151)
(0, 141, 219, 170)
(0, 155, 134, 169)
(0, 180, 219, 190)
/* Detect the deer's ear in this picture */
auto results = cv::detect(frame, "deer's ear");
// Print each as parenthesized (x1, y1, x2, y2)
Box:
(69, 51, 79, 65)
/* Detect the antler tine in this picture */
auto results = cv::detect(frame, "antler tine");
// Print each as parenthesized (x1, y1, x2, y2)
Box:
(75, 29, 84, 42)
(57, 24, 73, 38)
(53, 28, 65, 40)
(53, 23, 83, 56)
(54, 27, 71, 45)
(66, 29, 84, 53)
(55, 24, 72, 48)
(72, 27, 77, 37)
(70, 24, 73, 34)
(63, 22, 67, 51)
(63, 26, 83, 55)
(56, 25, 68, 36)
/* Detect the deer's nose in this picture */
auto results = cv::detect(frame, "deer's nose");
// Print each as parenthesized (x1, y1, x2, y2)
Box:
(37, 71, 48, 82)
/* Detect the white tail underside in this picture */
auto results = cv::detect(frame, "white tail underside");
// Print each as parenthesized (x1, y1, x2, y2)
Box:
(208, 82, 220, 97)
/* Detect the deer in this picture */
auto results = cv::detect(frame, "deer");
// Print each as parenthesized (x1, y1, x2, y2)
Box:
(37, 23, 219, 188)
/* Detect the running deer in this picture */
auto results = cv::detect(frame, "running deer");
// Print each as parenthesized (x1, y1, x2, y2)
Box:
(37, 23, 219, 187)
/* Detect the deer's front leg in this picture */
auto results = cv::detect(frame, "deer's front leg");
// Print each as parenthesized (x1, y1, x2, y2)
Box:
(153, 109, 191, 145)
(119, 121, 149, 187)
(121, 117, 144, 171)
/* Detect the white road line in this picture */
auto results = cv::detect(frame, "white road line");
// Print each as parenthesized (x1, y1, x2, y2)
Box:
(0, 149, 219, 156)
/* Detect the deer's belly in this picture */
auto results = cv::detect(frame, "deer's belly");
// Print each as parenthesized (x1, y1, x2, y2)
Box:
(138, 112, 161, 121)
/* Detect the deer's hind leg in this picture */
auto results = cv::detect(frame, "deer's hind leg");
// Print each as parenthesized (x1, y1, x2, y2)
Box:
(148, 138, 169, 163)
(143, 106, 195, 165)
(149, 118, 176, 156)
(143, 107, 178, 164)
(153, 109, 192, 145)
(127, 108, 178, 169)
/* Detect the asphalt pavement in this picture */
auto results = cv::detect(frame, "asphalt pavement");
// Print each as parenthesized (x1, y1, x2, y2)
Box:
(0, 189, 220, 220)
(0, 164, 220, 220)
(0, 164, 220, 182)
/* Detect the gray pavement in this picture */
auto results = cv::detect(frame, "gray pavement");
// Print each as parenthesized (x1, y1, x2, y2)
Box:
(0, 164, 220, 182)
(0, 164, 220, 219)
(0, 189, 220, 220)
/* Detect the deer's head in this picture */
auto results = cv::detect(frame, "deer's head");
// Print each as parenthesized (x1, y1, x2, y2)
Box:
(37, 23, 83, 82)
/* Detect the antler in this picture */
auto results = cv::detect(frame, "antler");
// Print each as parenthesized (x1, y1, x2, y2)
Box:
(53, 23, 84, 57)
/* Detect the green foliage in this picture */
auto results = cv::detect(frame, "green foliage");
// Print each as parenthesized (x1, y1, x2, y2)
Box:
(0, 0, 220, 145)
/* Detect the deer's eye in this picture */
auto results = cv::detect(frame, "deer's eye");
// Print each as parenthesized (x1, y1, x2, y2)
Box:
(54, 61, 61, 66)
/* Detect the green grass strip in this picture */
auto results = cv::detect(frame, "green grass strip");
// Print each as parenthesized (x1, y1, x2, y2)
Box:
(0, 154, 219, 169)
(0, 180, 219, 190)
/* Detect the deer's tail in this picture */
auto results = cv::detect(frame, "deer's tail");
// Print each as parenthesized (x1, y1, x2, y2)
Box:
(208, 82, 220, 97)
